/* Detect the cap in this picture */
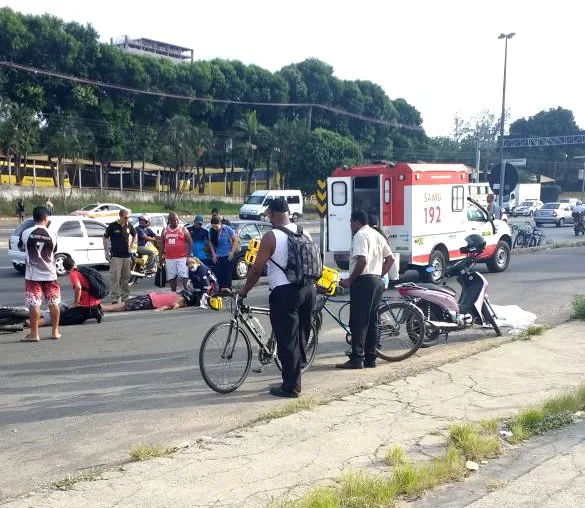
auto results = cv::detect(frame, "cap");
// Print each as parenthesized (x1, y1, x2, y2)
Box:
(194, 215, 204, 224)
(267, 198, 289, 213)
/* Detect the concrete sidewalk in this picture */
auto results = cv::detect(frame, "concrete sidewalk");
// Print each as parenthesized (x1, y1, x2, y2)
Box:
(3, 321, 584, 508)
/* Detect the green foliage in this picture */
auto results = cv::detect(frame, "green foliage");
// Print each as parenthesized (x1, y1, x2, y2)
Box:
(571, 295, 585, 320)
(448, 423, 501, 461)
(541, 185, 562, 203)
(0, 6, 431, 192)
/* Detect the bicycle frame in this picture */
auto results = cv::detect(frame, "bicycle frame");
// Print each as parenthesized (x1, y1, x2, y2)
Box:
(222, 294, 274, 361)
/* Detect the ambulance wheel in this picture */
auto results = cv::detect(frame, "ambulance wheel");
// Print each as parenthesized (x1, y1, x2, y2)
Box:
(422, 250, 446, 283)
(486, 241, 510, 273)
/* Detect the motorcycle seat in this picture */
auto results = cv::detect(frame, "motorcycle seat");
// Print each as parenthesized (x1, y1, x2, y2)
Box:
(416, 282, 457, 296)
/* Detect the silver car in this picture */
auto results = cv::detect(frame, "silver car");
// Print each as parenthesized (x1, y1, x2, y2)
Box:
(534, 202, 574, 227)
(512, 200, 543, 217)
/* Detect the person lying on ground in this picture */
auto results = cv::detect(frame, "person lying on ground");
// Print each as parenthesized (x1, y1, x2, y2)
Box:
(101, 289, 205, 313)
(26, 302, 102, 328)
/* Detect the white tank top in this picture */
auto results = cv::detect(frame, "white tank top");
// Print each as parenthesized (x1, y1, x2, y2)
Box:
(267, 223, 299, 290)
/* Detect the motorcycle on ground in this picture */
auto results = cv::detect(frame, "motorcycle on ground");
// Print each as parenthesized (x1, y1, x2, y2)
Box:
(396, 234, 501, 347)
(0, 306, 29, 332)
(573, 211, 585, 236)
(129, 242, 159, 286)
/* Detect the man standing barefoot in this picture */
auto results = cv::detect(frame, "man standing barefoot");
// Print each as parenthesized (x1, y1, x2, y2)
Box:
(20, 206, 61, 341)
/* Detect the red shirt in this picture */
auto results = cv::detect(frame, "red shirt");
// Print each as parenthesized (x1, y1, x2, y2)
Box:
(163, 226, 188, 259)
(68, 269, 100, 307)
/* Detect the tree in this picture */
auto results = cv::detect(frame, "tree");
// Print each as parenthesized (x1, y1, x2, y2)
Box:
(236, 110, 259, 196)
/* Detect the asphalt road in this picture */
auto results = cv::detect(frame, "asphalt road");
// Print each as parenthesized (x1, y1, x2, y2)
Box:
(1, 233, 585, 500)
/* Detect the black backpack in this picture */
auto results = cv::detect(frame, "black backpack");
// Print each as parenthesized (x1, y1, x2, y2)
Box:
(77, 266, 110, 299)
(270, 225, 322, 286)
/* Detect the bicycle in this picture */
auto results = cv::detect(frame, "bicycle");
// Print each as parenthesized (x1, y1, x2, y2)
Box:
(199, 290, 318, 393)
(313, 284, 426, 362)
(512, 223, 545, 248)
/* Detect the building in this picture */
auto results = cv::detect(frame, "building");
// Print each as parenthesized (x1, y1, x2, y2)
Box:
(112, 36, 193, 63)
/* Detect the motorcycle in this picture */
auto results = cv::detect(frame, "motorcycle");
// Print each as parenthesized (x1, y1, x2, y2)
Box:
(396, 234, 501, 347)
(0, 306, 29, 332)
(573, 211, 585, 236)
(129, 242, 159, 286)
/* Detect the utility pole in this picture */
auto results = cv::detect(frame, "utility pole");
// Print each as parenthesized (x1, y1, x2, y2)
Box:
(474, 143, 481, 183)
(497, 32, 515, 208)
(307, 106, 313, 131)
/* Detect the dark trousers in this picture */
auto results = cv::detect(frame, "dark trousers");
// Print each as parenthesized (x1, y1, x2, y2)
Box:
(211, 256, 234, 289)
(59, 306, 100, 326)
(349, 275, 385, 364)
(269, 284, 316, 392)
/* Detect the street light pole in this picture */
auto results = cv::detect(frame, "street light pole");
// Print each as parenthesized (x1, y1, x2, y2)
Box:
(497, 32, 515, 209)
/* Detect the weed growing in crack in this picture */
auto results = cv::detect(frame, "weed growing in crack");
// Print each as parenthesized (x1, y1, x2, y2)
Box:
(448, 423, 501, 461)
(516, 325, 546, 340)
(129, 443, 173, 462)
(248, 396, 318, 426)
(384, 445, 408, 467)
(486, 478, 508, 492)
(52, 468, 104, 490)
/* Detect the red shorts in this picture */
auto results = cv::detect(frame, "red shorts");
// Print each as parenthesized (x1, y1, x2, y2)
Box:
(24, 280, 62, 308)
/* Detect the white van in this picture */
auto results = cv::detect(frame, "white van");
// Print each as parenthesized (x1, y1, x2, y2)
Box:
(239, 190, 303, 222)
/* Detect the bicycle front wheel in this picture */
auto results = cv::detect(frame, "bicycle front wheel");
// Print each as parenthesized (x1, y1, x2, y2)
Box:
(199, 321, 252, 393)
(376, 302, 425, 362)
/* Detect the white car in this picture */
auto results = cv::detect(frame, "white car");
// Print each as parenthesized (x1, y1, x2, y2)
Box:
(9, 216, 109, 276)
(70, 203, 131, 223)
(511, 200, 543, 217)
(534, 202, 575, 227)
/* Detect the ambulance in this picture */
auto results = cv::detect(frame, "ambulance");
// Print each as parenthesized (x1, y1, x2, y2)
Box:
(327, 162, 512, 282)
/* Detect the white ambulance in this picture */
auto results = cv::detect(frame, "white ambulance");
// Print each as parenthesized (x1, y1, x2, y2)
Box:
(327, 163, 512, 282)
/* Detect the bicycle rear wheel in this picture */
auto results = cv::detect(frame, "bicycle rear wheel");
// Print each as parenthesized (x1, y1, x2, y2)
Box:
(274, 322, 319, 374)
(376, 302, 425, 362)
(513, 233, 525, 249)
(199, 321, 252, 393)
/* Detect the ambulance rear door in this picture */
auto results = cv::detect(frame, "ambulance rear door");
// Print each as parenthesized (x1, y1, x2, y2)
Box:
(327, 177, 353, 252)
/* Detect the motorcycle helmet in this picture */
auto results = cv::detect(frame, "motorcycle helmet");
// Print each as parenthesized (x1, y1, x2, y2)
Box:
(138, 215, 150, 226)
(460, 234, 486, 255)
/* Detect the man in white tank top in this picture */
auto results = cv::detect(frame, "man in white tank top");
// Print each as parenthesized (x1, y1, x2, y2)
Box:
(238, 198, 316, 398)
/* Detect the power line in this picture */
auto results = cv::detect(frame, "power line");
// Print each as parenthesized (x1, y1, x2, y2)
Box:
(0, 60, 424, 132)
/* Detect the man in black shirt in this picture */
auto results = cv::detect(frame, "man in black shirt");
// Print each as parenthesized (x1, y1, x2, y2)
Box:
(103, 209, 136, 303)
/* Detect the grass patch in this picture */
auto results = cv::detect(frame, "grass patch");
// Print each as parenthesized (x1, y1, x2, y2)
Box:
(0, 194, 242, 218)
(384, 445, 407, 467)
(448, 423, 501, 461)
(516, 325, 546, 340)
(52, 468, 104, 490)
(128, 443, 173, 462)
(505, 390, 584, 444)
(486, 478, 508, 492)
(570, 295, 585, 320)
(248, 396, 319, 426)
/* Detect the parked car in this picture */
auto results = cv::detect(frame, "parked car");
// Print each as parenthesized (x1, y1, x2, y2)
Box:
(129, 213, 186, 237)
(9, 216, 109, 276)
(70, 203, 131, 223)
(534, 202, 574, 227)
(511, 200, 543, 217)
(205, 220, 273, 279)
(559, 198, 580, 207)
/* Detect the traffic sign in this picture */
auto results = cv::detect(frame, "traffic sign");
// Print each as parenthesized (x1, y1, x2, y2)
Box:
(316, 179, 327, 218)
(488, 162, 519, 196)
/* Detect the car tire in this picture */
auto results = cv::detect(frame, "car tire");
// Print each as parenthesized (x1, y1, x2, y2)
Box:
(12, 262, 25, 274)
(291, 212, 299, 223)
(556, 218, 565, 228)
(54, 254, 69, 276)
(422, 250, 446, 283)
(486, 241, 511, 273)
(535, 222, 542, 227)
(529, 211, 534, 217)
(335, 260, 349, 271)
(233, 256, 249, 280)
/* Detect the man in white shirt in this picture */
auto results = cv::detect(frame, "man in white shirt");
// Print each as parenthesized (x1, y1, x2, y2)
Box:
(337, 210, 394, 369)
(19, 206, 61, 342)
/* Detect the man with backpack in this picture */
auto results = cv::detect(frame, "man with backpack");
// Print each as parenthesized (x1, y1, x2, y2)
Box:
(25, 258, 104, 328)
(238, 198, 320, 398)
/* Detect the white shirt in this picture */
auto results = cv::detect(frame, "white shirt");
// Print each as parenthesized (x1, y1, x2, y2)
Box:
(267, 223, 312, 290)
(21, 225, 58, 281)
(349, 225, 392, 277)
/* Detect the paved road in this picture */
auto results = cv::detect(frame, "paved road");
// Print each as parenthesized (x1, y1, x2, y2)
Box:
(0, 239, 584, 499)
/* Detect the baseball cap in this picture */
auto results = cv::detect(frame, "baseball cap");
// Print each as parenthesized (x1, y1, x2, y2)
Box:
(267, 198, 289, 213)
(194, 215, 204, 224)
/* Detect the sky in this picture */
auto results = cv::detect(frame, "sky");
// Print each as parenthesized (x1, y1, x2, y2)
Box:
(4, 0, 584, 137)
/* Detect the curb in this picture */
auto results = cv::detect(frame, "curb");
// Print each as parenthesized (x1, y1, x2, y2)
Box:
(512, 239, 585, 255)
